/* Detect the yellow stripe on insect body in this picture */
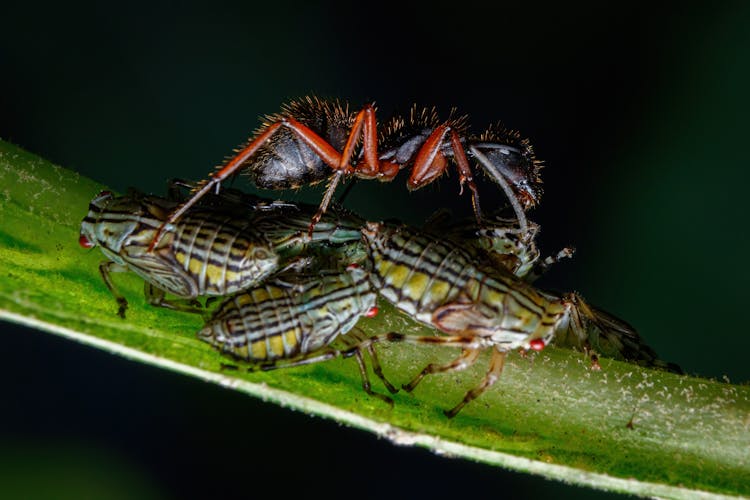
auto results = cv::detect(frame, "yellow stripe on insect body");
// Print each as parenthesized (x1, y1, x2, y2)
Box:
(267, 334, 287, 358)
(358, 220, 680, 418)
(362, 221, 564, 350)
(198, 265, 377, 364)
(172, 211, 280, 295)
(250, 340, 267, 360)
(79, 184, 368, 318)
(355, 221, 578, 417)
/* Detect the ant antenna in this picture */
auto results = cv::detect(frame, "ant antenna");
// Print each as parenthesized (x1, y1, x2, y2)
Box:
(468, 145, 529, 234)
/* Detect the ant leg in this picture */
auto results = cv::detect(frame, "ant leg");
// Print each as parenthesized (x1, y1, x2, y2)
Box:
(406, 124, 487, 222)
(402, 347, 481, 393)
(444, 347, 507, 418)
(448, 130, 483, 223)
(308, 105, 372, 235)
(352, 104, 379, 177)
(149, 122, 285, 251)
(407, 124, 451, 189)
(309, 171, 345, 236)
(151, 117, 350, 251)
(353, 104, 400, 181)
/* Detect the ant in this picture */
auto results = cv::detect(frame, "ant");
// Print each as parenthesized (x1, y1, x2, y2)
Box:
(150, 96, 543, 250)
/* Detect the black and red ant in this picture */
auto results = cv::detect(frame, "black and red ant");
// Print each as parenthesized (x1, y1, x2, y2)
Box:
(150, 96, 543, 250)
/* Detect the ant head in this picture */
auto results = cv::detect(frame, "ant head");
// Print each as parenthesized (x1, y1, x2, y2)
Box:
(469, 123, 544, 209)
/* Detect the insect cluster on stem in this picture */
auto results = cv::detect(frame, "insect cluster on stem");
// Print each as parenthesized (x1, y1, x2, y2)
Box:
(79, 96, 681, 417)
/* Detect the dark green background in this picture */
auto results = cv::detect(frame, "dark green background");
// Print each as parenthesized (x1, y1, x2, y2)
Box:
(2, 2, 748, 498)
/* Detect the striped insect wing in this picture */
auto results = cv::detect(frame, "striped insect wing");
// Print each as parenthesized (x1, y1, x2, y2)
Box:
(586, 304, 683, 374)
(170, 209, 279, 296)
(300, 267, 376, 352)
(198, 268, 377, 364)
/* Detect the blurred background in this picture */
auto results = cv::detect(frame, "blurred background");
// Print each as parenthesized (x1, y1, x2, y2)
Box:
(1, 1, 749, 498)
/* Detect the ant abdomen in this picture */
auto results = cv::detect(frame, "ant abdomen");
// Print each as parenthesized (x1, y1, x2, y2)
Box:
(247, 96, 356, 190)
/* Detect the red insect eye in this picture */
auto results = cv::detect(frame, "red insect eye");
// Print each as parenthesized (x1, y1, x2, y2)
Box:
(346, 263, 360, 270)
(529, 338, 545, 351)
(79, 234, 94, 248)
(365, 306, 379, 318)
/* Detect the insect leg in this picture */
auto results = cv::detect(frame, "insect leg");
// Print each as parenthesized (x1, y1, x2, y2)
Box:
(308, 105, 372, 235)
(340, 327, 399, 394)
(309, 171, 346, 237)
(524, 246, 576, 283)
(444, 347, 507, 418)
(402, 347, 481, 393)
(99, 261, 130, 318)
(407, 124, 451, 190)
(351, 348, 394, 407)
(148, 122, 285, 251)
(448, 130, 482, 223)
(363, 340, 398, 394)
(143, 282, 205, 315)
(253, 333, 396, 406)
(354, 104, 400, 181)
(152, 115, 353, 251)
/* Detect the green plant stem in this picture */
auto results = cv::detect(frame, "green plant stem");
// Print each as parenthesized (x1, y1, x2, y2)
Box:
(1, 139, 748, 499)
